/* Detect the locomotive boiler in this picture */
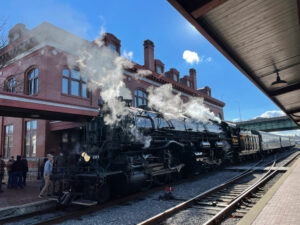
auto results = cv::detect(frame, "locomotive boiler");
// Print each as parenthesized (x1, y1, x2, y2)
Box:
(50, 106, 295, 205)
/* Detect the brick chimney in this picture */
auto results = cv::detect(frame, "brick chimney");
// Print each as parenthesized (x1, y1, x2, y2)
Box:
(101, 33, 121, 55)
(144, 40, 155, 71)
(189, 68, 197, 90)
(8, 23, 28, 44)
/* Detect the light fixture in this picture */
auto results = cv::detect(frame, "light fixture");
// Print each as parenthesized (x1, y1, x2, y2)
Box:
(81, 152, 91, 162)
(271, 70, 287, 88)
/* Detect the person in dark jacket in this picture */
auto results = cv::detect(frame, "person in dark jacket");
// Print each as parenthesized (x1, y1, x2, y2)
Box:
(21, 156, 28, 186)
(40, 158, 48, 191)
(6, 156, 14, 188)
(0, 154, 5, 193)
(12, 155, 23, 189)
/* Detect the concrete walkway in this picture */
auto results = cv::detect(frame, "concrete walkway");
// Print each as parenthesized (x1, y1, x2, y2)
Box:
(238, 157, 300, 225)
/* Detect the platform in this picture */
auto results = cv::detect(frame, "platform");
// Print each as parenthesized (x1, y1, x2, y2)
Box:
(238, 157, 300, 225)
(225, 166, 288, 172)
(0, 180, 43, 208)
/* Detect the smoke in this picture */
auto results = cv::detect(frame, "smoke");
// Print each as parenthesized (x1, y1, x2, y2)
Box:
(74, 39, 134, 125)
(147, 84, 220, 123)
(130, 125, 152, 148)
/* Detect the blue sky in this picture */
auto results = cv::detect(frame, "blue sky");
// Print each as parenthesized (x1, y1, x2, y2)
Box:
(0, 0, 296, 130)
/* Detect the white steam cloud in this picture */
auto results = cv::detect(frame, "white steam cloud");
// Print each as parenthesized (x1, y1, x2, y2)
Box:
(122, 50, 133, 60)
(147, 84, 220, 123)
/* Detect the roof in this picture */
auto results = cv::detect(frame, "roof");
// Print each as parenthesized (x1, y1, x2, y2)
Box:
(168, 0, 300, 128)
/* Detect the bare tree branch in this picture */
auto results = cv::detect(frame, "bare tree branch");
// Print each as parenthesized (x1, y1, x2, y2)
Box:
(0, 18, 8, 49)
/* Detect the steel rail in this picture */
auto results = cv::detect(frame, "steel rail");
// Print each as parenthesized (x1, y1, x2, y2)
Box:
(137, 151, 299, 225)
(203, 152, 300, 225)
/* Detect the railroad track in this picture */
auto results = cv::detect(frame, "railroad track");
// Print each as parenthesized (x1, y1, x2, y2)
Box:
(2, 150, 297, 225)
(137, 150, 300, 225)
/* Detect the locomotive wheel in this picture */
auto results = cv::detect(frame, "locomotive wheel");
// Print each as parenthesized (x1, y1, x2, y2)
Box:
(96, 183, 111, 204)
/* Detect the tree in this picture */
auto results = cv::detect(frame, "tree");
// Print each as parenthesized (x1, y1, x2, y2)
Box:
(0, 19, 8, 49)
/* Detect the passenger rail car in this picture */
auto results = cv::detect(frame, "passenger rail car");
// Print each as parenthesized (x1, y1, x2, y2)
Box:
(51, 107, 295, 205)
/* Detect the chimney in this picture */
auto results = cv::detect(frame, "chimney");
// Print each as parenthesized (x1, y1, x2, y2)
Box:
(189, 68, 197, 89)
(8, 23, 28, 44)
(144, 40, 155, 71)
(100, 33, 121, 55)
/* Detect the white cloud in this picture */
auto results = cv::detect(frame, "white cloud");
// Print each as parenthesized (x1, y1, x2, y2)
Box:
(205, 57, 212, 63)
(122, 50, 133, 60)
(183, 50, 201, 64)
(232, 118, 240, 122)
(256, 110, 285, 119)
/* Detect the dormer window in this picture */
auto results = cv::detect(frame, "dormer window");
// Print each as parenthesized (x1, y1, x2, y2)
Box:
(187, 80, 191, 87)
(156, 65, 163, 74)
(109, 43, 117, 51)
(180, 80, 184, 84)
(174, 75, 178, 82)
(165, 73, 171, 78)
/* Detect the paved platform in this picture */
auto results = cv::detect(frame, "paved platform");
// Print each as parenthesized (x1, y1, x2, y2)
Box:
(0, 180, 43, 208)
(238, 157, 300, 225)
(226, 166, 288, 172)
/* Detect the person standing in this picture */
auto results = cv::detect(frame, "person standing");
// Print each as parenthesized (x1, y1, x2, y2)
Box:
(12, 155, 23, 189)
(6, 156, 14, 189)
(21, 156, 28, 186)
(0, 155, 5, 193)
(40, 158, 48, 191)
(39, 154, 54, 198)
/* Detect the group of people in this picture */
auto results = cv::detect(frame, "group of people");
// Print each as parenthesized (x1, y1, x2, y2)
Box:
(0, 152, 64, 198)
(0, 154, 28, 193)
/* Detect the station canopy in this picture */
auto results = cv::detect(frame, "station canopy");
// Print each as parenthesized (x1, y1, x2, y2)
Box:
(168, 0, 300, 128)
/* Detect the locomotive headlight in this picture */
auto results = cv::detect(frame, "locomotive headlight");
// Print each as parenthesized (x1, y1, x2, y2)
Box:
(81, 152, 91, 162)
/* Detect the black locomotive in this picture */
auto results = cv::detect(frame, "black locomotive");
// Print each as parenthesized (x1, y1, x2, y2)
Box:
(51, 106, 295, 205)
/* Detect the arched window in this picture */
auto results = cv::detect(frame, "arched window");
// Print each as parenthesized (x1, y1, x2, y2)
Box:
(27, 68, 39, 95)
(134, 89, 148, 107)
(5, 77, 16, 93)
(62, 68, 88, 98)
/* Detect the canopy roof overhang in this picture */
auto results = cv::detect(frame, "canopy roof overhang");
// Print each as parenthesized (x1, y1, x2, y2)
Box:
(168, 0, 300, 128)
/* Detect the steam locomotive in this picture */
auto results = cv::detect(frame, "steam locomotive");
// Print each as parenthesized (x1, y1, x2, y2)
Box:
(51, 106, 295, 205)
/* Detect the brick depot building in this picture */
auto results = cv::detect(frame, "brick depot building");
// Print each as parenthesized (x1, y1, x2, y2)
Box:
(0, 22, 225, 174)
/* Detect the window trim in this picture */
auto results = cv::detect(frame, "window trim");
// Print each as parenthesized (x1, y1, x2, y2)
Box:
(25, 66, 39, 95)
(5, 77, 16, 93)
(134, 89, 148, 107)
(25, 120, 37, 158)
(4, 124, 13, 158)
(62, 67, 89, 98)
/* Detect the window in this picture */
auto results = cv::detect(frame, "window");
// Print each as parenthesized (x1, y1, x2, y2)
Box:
(134, 89, 148, 107)
(27, 68, 39, 95)
(61, 130, 81, 153)
(187, 80, 191, 87)
(109, 43, 117, 51)
(25, 120, 37, 157)
(6, 77, 16, 93)
(135, 116, 153, 128)
(165, 73, 171, 78)
(4, 125, 13, 158)
(156, 65, 163, 74)
(180, 80, 184, 84)
(174, 75, 178, 82)
(62, 68, 88, 98)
